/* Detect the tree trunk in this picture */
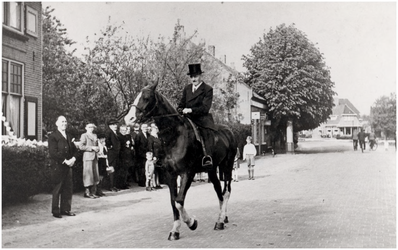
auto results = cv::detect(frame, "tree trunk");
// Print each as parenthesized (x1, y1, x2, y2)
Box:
(286, 119, 294, 153)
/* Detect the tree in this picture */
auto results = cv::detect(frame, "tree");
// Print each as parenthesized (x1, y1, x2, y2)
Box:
(370, 93, 396, 139)
(242, 24, 335, 133)
(42, 7, 117, 131)
(42, 6, 81, 130)
(85, 19, 237, 123)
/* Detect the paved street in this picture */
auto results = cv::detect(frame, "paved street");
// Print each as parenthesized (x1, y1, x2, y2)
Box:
(2, 139, 396, 248)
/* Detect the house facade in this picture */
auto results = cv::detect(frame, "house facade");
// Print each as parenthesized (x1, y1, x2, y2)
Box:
(318, 98, 362, 137)
(2, 2, 42, 140)
(204, 46, 270, 153)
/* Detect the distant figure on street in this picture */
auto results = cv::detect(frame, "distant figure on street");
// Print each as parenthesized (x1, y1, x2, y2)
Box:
(243, 136, 257, 180)
(358, 128, 367, 152)
(352, 129, 358, 151)
(368, 130, 376, 150)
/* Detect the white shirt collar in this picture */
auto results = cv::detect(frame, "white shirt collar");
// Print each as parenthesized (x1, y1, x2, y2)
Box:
(58, 129, 67, 138)
(192, 82, 203, 92)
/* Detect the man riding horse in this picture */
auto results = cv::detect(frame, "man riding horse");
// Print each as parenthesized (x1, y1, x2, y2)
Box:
(177, 63, 216, 169)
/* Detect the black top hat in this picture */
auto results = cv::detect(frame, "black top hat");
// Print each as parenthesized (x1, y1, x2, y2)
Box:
(107, 118, 119, 126)
(187, 64, 204, 75)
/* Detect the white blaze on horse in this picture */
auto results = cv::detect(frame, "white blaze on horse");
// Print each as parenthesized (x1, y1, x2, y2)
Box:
(123, 81, 237, 240)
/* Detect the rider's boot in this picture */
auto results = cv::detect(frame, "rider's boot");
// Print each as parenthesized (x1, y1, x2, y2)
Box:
(199, 128, 214, 170)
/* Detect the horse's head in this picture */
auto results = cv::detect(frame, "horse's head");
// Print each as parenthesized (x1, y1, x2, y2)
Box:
(124, 81, 158, 126)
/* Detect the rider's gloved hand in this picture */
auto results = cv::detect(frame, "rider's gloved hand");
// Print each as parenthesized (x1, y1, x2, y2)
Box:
(177, 108, 183, 115)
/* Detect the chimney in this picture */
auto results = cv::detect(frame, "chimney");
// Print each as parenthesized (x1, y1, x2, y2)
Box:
(208, 45, 215, 57)
(223, 55, 226, 64)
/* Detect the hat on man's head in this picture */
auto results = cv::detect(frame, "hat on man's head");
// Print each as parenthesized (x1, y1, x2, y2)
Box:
(187, 63, 204, 76)
(107, 118, 119, 126)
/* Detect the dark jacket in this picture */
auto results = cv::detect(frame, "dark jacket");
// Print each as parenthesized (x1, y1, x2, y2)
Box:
(135, 131, 149, 160)
(48, 130, 78, 183)
(177, 81, 216, 130)
(358, 131, 367, 141)
(105, 129, 121, 167)
(148, 135, 164, 165)
(118, 133, 134, 167)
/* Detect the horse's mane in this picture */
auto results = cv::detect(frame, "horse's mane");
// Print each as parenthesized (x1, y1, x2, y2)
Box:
(154, 90, 179, 115)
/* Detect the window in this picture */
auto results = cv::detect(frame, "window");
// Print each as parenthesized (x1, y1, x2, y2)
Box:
(25, 5, 38, 37)
(25, 97, 38, 140)
(2, 60, 8, 92)
(3, 2, 23, 32)
(2, 59, 23, 137)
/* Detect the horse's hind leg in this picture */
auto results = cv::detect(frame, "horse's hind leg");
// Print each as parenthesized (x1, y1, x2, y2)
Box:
(215, 180, 231, 230)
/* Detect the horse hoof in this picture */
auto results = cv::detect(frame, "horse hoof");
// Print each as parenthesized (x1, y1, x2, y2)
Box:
(224, 216, 229, 223)
(168, 232, 180, 241)
(189, 219, 198, 230)
(214, 222, 224, 230)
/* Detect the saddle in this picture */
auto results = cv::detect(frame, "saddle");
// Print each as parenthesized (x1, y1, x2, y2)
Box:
(186, 118, 213, 168)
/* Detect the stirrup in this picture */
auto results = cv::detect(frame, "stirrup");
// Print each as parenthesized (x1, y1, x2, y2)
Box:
(202, 155, 213, 168)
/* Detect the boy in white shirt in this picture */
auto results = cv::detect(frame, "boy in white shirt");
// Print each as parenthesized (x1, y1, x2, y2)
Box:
(243, 136, 257, 180)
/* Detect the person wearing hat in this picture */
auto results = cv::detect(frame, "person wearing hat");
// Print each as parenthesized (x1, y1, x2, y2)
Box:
(79, 123, 100, 198)
(105, 118, 121, 192)
(177, 63, 217, 169)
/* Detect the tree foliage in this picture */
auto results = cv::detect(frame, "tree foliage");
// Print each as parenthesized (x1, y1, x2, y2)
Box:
(85, 19, 237, 118)
(42, 7, 118, 131)
(370, 93, 396, 139)
(242, 23, 335, 132)
(43, 11, 238, 130)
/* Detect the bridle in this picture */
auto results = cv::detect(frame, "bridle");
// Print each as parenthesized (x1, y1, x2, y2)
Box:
(124, 91, 181, 122)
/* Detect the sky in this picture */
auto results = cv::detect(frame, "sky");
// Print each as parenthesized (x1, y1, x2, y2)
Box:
(45, 1, 396, 116)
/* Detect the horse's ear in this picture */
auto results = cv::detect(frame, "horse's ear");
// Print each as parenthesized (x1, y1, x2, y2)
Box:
(149, 79, 159, 92)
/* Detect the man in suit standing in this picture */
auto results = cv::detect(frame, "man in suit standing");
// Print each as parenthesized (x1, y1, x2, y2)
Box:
(48, 116, 78, 218)
(177, 63, 216, 169)
(131, 123, 141, 184)
(105, 118, 121, 192)
(134, 123, 150, 187)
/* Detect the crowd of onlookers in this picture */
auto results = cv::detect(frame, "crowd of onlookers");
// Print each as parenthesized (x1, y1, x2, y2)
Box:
(78, 120, 261, 198)
(48, 115, 258, 218)
(78, 119, 166, 199)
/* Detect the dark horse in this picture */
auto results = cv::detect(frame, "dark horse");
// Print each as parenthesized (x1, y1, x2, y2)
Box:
(123, 81, 237, 240)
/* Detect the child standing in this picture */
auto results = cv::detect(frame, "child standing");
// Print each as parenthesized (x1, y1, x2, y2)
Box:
(243, 136, 257, 180)
(232, 147, 241, 182)
(145, 152, 155, 191)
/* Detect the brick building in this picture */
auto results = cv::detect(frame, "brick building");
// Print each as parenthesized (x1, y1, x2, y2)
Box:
(2, 2, 42, 140)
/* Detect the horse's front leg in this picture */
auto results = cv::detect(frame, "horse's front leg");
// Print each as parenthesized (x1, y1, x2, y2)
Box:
(168, 176, 181, 241)
(175, 173, 198, 230)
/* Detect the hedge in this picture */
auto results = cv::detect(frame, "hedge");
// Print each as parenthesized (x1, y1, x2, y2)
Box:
(2, 146, 84, 205)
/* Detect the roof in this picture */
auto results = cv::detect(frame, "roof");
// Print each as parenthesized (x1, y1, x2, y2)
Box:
(325, 97, 361, 127)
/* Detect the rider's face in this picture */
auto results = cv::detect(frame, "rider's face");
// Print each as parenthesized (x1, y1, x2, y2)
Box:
(190, 74, 201, 87)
